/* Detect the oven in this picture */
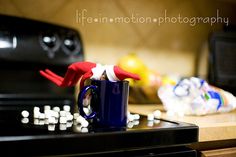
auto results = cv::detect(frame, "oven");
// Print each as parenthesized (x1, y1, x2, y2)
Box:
(0, 15, 198, 157)
(0, 14, 84, 108)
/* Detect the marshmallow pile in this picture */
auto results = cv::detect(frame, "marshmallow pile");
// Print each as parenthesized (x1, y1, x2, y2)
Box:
(21, 105, 89, 132)
(21, 106, 162, 130)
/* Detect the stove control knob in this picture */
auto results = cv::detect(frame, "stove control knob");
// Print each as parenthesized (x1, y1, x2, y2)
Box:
(62, 33, 81, 56)
(39, 32, 60, 58)
(43, 35, 57, 48)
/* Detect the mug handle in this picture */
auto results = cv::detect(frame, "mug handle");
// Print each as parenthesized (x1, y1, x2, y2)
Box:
(78, 85, 97, 119)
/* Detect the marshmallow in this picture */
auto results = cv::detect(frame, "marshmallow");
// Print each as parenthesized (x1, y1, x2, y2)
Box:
(60, 111, 66, 117)
(147, 113, 154, 121)
(63, 105, 70, 112)
(153, 110, 162, 119)
(66, 114, 73, 121)
(133, 114, 140, 120)
(59, 117, 67, 124)
(33, 107, 40, 118)
(48, 117, 56, 124)
(21, 110, 29, 118)
(44, 105, 51, 111)
(53, 106, 60, 112)
(39, 113, 45, 119)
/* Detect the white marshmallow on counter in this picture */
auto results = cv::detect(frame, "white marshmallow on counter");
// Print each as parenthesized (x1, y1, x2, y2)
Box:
(39, 113, 45, 119)
(33, 107, 40, 113)
(52, 111, 59, 118)
(66, 121, 73, 128)
(44, 105, 51, 111)
(128, 114, 134, 122)
(133, 114, 140, 120)
(52, 106, 60, 112)
(44, 110, 53, 118)
(147, 113, 154, 121)
(48, 117, 56, 124)
(59, 117, 67, 124)
(63, 105, 70, 112)
(59, 111, 66, 117)
(66, 114, 73, 121)
(133, 120, 139, 126)
(21, 110, 29, 118)
(33, 107, 40, 118)
(153, 110, 162, 119)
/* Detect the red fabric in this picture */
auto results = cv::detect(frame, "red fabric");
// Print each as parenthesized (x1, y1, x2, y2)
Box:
(114, 66, 140, 80)
(39, 61, 140, 88)
(39, 61, 96, 87)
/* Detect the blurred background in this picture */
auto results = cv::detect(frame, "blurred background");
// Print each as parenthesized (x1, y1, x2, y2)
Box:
(0, 0, 235, 76)
(0, 0, 236, 104)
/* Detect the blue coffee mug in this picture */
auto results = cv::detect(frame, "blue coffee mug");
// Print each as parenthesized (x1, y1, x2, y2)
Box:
(78, 80, 129, 127)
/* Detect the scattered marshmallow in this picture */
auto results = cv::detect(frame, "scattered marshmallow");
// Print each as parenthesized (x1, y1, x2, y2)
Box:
(59, 117, 67, 124)
(153, 110, 162, 119)
(33, 107, 40, 113)
(133, 120, 139, 126)
(48, 117, 56, 124)
(33, 107, 40, 118)
(53, 106, 60, 112)
(44, 105, 51, 111)
(63, 105, 70, 112)
(66, 114, 73, 121)
(59, 111, 66, 117)
(39, 113, 45, 119)
(133, 114, 140, 120)
(66, 121, 73, 128)
(147, 113, 154, 121)
(21, 110, 29, 118)
(128, 114, 134, 122)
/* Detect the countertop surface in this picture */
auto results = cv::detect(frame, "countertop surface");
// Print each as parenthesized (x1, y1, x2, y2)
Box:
(129, 104, 236, 142)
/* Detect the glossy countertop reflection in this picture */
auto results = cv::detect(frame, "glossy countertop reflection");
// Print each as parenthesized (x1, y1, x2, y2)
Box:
(129, 104, 236, 142)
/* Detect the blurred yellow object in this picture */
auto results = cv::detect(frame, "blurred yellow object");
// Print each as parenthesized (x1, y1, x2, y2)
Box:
(118, 53, 148, 76)
(117, 53, 162, 104)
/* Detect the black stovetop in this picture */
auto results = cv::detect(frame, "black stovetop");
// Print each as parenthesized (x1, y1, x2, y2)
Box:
(0, 106, 198, 156)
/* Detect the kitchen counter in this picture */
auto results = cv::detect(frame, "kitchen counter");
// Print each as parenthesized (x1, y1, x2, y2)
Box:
(128, 104, 236, 142)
